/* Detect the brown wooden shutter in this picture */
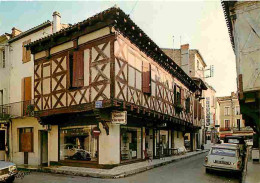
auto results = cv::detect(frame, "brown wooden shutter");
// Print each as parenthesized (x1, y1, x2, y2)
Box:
(22, 41, 26, 62)
(194, 100, 197, 119)
(198, 103, 202, 120)
(26, 39, 31, 62)
(22, 77, 32, 116)
(24, 77, 32, 101)
(181, 88, 184, 107)
(72, 50, 84, 87)
(20, 132, 33, 152)
(142, 62, 151, 94)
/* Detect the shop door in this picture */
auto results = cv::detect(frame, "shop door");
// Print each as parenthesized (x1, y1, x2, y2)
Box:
(0, 130, 5, 160)
(40, 131, 48, 165)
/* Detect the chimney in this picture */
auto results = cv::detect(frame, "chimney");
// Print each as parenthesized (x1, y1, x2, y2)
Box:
(180, 44, 190, 76)
(52, 11, 61, 33)
(11, 27, 22, 37)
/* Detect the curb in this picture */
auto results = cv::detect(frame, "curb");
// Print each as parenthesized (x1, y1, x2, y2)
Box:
(19, 150, 208, 179)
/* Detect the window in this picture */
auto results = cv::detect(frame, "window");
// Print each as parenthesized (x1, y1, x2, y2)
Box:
(1, 50, 5, 68)
(0, 130, 5, 151)
(224, 120, 230, 128)
(142, 61, 151, 94)
(59, 125, 98, 161)
(185, 98, 190, 113)
(0, 90, 3, 106)
(197, 60, 199, 70)
(235, 106, 240, 115)
(69, 51, 84, 88)
(22, 39, 31, 63)
(224, 107, 230, 116)
(19, 128, 33, 152)
(211, 148, 236, 157)
(174, 85, 181, 105)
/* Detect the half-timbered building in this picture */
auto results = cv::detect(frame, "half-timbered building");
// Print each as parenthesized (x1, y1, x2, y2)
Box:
(27, 6, 204, 166)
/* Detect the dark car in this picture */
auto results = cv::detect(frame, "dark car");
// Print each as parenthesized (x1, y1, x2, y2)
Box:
(0, 161, 17, 183)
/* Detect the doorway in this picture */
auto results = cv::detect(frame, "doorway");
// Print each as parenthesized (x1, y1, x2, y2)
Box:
(40, 131, 48, 166)
(0, 130, 5, 160)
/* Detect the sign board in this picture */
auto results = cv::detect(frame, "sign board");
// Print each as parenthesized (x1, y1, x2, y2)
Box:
(92, 127, 101, 137)
(111, 111, 127, 125)
(95, 101, 103, 108)
(215, 124, 220, 128)
(206, 97, 210, 127)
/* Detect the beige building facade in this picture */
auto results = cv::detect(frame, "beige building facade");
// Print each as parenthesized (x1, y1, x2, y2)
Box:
(217, 92, 253, 139)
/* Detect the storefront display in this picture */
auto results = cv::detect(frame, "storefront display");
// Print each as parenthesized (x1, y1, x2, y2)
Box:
(120, 126, 142, 161)
(59, 125, 98, 161)
(155, 130, 169, 157)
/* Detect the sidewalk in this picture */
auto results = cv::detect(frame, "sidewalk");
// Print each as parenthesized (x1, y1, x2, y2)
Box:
(35, 150, 208, 179)
(243, 160, 260, 183)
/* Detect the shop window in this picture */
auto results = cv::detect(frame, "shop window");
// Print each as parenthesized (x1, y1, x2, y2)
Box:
(121, 126, 142, 161)
(69, 50, 84, 88)
(0, 130, 5, 151)
(19, 128, 33, 152)
(22, 39, 31, 63)
(59, 125, 98, 161)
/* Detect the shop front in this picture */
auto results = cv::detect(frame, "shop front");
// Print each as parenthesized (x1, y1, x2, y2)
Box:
(154, 129, 171, 158)
(120, 126, 142, 162)
(59, 124, 98, 164)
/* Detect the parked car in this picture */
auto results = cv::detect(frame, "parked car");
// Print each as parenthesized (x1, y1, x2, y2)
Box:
(0, 161, 17, 183)
(204, 143, 243, 174)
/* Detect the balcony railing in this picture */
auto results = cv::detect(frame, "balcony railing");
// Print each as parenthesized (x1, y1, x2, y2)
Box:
(220, 127, 231, 131)
(233, 127, 254, 132)
(0, 100, 35, 120)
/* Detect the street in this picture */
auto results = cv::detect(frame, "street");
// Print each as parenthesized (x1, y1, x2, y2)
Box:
(14, 153, 240, 183)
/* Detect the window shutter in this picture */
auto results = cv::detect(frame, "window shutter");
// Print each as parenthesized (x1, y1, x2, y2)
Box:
(26, 39, 31, 62)
(72, 50, 84, 87)
(142, 62, 151, 94)
(22, 41, 26, 62)
(198, 103, 202, 120)
(194, 100, 197, 119)
(181, 88, 184, 107)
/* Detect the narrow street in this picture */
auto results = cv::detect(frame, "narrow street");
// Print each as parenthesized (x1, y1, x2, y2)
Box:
(14, 153, 240, 183)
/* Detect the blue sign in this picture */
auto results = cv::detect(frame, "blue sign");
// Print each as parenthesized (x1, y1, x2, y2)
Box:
(95, 101, 103, 108)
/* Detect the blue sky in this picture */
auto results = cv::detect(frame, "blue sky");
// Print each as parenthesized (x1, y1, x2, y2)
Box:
(0, 1, 236, 96)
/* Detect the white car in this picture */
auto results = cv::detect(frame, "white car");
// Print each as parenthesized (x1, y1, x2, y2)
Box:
(204, 143, 243, 173)
(0, 161, 17, 183)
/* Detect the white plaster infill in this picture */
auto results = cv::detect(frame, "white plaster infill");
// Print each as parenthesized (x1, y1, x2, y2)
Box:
(20, 150, 208, 179)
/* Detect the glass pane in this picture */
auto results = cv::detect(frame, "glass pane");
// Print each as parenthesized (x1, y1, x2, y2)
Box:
(211, 148, 236, 157)
(59, 125, 98, 161)
(121, 126, 142, 161)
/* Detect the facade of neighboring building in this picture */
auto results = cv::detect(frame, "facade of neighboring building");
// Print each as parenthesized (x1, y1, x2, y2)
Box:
(0, 33, 11, 161)
(0, 12, 68, 166)
(222, 1, 260, 153)
(203, 83, 217, 143)
(162, 45, 208, 149)
(217, 92, 253, 139)
(25, 6, 204, 167)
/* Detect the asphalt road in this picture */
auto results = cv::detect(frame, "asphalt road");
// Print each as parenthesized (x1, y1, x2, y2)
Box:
(14, 152, 240, 183)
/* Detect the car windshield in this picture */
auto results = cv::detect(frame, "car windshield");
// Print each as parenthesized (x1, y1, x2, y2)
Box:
(211, 148, 236, 157)
(228, 139, 240, 144)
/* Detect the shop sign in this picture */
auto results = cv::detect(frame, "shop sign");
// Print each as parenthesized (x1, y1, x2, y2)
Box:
(95, 101, 103, 108)
(111, 111, 127, 125)
(92, 127, 101, 137)
(206, 97, 210, 127)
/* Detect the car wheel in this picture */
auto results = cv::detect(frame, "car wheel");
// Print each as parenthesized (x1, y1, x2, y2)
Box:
(205, 168, 210, 174)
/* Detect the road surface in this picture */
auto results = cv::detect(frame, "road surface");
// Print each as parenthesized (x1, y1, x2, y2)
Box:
(14, 152, 240, 183)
